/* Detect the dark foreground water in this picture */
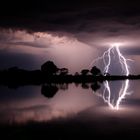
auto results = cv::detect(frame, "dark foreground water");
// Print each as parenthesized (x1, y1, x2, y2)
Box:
(0, 80, 140, 139)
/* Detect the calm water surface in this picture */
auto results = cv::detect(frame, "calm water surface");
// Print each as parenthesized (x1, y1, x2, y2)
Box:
(0, 80, 140, 138)
(0, 80, 140, 140)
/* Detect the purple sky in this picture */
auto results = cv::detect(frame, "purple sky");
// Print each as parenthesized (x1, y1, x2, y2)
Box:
(0, 1, 140, 74)
(0, 28, 139, 74)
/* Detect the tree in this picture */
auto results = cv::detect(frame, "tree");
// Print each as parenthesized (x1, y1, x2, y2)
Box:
(81, 69, 89, 75)
(90, 66, 101, 76)
(59, 68, 68, 75)
(41, 61, 59, 75)
(74, 72, 79, 76)
(8, 67, 19, 72)
(104, 72, 110, 76)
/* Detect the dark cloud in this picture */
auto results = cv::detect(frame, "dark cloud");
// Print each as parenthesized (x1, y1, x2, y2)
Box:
(0, 0, 140, 32)
(0, 0, 140, 73)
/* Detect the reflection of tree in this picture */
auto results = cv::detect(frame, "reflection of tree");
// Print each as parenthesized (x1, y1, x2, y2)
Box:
(41, 83, 69, 98)
(57, 83, 68, 90)
(82, 83, 89, 89)
(91, 82, 101, 92)
(41, 82, 101, 99)
(41, 84, 58, 98)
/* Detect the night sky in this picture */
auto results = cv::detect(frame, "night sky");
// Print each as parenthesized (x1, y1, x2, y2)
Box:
(2, 2, 140, 138)
(0, 0, 140, 74)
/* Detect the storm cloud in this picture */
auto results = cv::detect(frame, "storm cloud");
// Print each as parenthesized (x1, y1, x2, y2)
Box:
(0, 1, 140, 74)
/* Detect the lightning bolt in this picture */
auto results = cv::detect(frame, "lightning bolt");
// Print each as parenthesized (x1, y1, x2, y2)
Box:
(91, 43, 132, 110)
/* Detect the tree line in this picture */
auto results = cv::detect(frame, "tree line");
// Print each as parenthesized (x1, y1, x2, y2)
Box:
(41, 61, 102, 76)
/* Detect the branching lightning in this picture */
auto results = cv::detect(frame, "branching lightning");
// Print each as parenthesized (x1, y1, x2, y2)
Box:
(91, 43, 132, 110)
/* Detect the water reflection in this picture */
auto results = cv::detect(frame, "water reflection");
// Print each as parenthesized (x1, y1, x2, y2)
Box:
(101, 80, 131, 110)
(40, 80, 129, 110)
(41, 82, 101, 99)
(41, 84, 59, 98)
(0, 80, 140, 124)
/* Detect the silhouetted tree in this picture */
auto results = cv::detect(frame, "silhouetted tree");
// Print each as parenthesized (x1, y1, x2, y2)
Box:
(41, 84, 58, 98)
(8, 67, 19, 71)
(104, 72, 110, 76)
(41, 61, 59, 75)
(90, 66, 101, 76)
(74, 72, 80, 76)
(81, 69, 89, 75)
(59, 68, 68, 75)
